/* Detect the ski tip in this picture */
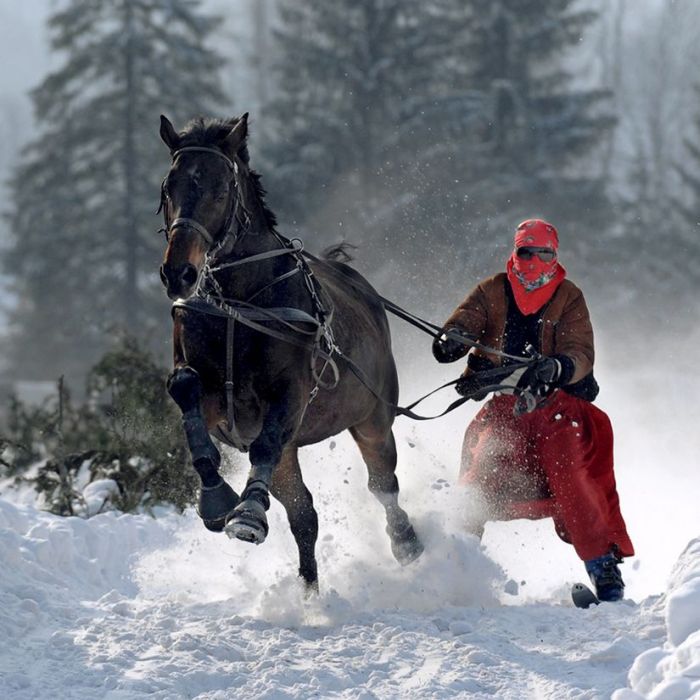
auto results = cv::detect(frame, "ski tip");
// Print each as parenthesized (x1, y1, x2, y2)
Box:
(571, 582, 600, 609)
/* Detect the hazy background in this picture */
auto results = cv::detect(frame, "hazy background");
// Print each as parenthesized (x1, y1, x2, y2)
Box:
(0, 0, 698, 598)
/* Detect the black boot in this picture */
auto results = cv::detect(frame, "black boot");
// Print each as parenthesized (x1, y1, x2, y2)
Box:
(584, 551, 625, 602)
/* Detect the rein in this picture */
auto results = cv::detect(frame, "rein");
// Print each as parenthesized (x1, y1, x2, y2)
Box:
(296, 248, 542, 418)
(161, 147, 538, 425)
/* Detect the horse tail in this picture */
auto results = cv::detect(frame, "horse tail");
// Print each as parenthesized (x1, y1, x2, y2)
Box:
(321, 242, 357, 263)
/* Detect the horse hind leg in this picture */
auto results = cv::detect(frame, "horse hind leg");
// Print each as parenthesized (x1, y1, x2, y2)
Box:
(350, 419, 424, 566)
(269, 447, 319, 592)
(167, 366, 239, 531)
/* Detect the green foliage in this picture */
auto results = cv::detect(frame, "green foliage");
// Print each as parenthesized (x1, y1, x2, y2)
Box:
(5, 0, 227, 383)
(1, 338, 197, 517)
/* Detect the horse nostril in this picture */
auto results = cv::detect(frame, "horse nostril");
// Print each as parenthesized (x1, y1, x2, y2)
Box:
(180, 264, 198, 287)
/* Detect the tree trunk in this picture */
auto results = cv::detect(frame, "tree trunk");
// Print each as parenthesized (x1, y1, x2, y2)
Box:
(123, 0, 138, 330)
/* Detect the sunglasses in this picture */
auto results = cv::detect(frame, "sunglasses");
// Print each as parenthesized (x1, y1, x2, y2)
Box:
(516, 246, 557, 262)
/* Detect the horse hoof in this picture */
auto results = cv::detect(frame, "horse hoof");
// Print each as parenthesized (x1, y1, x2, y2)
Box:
(303, 580, 320, 598)
(197, 479, 239, 533)
(388, 524, 424, 566)
(224, 499, 269, 545)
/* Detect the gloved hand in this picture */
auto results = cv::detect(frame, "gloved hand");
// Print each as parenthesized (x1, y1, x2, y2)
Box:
(432, 328, 471, 363)
(455, 373, 489, 400)
(519, 356, 562, 394)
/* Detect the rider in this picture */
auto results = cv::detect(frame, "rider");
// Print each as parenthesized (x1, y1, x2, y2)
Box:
(432, 218, 634, 602)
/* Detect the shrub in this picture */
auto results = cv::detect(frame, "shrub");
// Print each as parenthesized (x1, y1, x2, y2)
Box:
(1, 338, 199, 516)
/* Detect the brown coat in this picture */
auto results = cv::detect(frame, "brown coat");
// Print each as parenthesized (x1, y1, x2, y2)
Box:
(444, 273, 594, 385)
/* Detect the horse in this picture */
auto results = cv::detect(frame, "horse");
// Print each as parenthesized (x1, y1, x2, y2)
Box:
(157, 113, 423, 590)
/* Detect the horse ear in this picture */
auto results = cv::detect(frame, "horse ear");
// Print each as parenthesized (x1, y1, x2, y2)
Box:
(159, 115, 180, 151)
(223, 113, 249, 154)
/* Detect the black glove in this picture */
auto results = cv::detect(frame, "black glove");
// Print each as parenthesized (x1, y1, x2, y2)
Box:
(519, 356, 562, 394)
(432, 328, 471, 363)
(455, 373, 489, 400)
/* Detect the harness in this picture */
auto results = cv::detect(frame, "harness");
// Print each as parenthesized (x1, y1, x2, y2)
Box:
(161, 146, 540, 429)
(162, 146, 339, 442)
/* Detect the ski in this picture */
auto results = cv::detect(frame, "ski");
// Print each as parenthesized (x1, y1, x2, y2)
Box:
(571, 582, 600, 609)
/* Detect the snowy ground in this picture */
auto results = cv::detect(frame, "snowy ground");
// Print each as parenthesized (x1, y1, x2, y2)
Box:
(1, 354, 699, 699)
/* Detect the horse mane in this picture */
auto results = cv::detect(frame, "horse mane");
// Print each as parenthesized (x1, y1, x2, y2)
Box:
(178, 117, 278, 231)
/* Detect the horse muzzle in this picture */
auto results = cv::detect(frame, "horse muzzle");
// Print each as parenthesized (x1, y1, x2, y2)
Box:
(160, 262, 200, 299)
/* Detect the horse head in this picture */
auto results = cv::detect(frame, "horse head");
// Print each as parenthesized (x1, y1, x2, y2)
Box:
(158, 114, 249, 299)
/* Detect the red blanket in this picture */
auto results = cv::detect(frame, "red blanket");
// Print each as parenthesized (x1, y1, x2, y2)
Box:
(459, 391, 634, 560)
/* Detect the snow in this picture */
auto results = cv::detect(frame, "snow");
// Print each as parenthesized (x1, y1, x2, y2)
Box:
(0, 349, 698, 698)
(0, 423, 697, 699)
(613, 539, 700, 700)
(0, 495, 667, 700)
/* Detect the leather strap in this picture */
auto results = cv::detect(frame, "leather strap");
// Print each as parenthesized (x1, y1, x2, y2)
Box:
(170, 217, 215, 245)
(226, 316, 235, 434)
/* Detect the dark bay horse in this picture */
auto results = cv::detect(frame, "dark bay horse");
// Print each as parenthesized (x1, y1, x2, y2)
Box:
(158, 114, 423, 589)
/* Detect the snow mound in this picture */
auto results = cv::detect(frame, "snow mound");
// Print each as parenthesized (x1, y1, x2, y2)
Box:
(614, 537, 700, 700)
(0, 493, 674, 699)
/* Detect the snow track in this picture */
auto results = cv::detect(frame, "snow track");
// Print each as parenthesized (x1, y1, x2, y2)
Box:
(1, 379, 699, 700)
(0, 496, 685, 700)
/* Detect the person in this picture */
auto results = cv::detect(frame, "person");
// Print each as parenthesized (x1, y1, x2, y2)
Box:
(432, 218, 634, 602)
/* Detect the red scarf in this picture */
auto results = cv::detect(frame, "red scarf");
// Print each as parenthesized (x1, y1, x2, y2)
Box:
(506, 219, 567, 315)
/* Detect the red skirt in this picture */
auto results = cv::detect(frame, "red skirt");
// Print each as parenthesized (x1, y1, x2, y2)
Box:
(459, 391, 634, 561)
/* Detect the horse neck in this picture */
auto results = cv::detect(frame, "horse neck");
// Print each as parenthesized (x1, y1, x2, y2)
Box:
(212, 161, 308, 306)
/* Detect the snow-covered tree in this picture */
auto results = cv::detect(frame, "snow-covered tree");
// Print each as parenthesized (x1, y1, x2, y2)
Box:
(262, 0, 615, 304)
(609, 1, 700, 304)
(5, 0, 226, 382)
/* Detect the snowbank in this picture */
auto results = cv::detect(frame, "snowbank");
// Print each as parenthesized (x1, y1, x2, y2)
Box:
(0, 417, 696, 699)
(613, 537, 700, 700)
(0, 490, 673, 700)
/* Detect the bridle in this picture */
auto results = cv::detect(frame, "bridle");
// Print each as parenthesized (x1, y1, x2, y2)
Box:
(159, 146, 249, 251)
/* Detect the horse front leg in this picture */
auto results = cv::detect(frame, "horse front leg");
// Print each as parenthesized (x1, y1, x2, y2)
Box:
(225, 396, 297, 545)
(167, 365, 239, 532)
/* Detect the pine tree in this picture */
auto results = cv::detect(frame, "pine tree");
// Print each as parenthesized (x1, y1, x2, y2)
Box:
(262, 0, 615, 311)
(5, 0, 226, 382)
(671, 83, 700, 294)
(442, 1, 616, 258)
(263, 0, 454, 250)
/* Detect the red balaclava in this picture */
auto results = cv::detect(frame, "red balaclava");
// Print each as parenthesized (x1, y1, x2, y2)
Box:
(506, 218, 566, 315)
